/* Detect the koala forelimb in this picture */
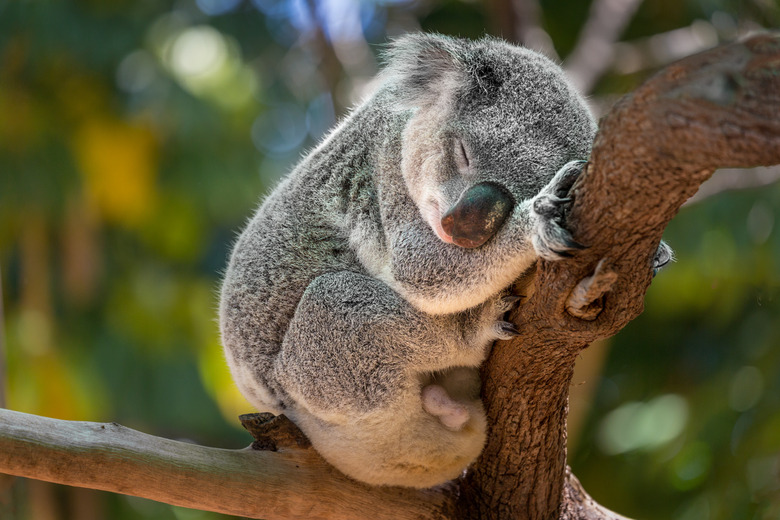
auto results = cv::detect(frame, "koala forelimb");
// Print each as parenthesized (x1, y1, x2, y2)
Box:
(220, 33, 598, 488)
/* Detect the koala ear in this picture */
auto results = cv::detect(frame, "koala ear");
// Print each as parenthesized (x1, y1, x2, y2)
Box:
(382, 33, 467, 109)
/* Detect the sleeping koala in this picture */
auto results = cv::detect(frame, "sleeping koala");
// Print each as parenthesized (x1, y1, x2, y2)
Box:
(221, 34, 642, 488)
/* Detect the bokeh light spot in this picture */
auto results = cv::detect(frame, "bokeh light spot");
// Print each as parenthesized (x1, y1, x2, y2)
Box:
(598, 394, 689, 455)
(669, 441, 712, 490)
(170, 26, 227, 79)
(728, 365, 764, 412)
(747, 200, 774, 245)
(116, 50, 158, 93)
(251, 103, 308, 156)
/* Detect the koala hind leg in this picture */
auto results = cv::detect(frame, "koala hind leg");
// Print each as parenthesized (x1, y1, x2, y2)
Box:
(275, 270, 489, 487)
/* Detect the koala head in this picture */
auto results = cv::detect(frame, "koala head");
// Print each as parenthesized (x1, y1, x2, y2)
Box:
(383, 34, 596, 250)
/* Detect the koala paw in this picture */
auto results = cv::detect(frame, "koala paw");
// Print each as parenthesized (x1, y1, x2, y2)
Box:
(460, 292, 523, 349)
(494, 320, 520, 340)
(531, 160, 587, 261)
(653, 240, 674, 276)
(482, 293, 522, 341)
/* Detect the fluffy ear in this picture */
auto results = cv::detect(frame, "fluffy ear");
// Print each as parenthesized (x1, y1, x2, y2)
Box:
(381, 33, 467, 109)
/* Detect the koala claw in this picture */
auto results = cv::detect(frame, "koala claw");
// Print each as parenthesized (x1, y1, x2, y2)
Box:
(498, 295, 522, 312)
(531, 200, 585, 261)
(550, 160, 586, 197)
(531, 160, 588, 261)
(652, 240, 674, 276)
(532, 194, 570, 218)
(495, 320, 520, 339)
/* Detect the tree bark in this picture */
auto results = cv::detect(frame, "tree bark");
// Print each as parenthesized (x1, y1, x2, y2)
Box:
(1, 34, 779, 520)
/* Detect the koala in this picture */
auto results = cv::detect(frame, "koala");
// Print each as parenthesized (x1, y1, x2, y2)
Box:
(220, 34, 666, 488)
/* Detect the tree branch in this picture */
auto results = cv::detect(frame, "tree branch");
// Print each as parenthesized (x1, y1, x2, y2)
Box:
(0, 408, 456, 520)
(560, 469, 631, 520)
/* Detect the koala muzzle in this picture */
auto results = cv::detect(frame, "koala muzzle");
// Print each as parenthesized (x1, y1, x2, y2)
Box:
(440, 182, 514, 248)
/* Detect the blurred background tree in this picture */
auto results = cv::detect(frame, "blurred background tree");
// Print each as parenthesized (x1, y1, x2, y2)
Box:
(0, 0, 778, 519)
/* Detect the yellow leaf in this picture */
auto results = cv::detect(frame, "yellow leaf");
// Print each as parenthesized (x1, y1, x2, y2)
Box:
(73, 118, 158, 226)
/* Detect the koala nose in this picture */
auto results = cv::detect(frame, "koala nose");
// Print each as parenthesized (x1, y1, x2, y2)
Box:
(440, 182, 514, 248)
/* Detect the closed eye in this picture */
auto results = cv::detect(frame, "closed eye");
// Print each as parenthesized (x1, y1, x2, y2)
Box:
(455, 139, 471, 172)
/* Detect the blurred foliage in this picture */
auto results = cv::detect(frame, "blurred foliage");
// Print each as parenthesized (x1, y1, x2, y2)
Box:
(0, 0, 778, 519)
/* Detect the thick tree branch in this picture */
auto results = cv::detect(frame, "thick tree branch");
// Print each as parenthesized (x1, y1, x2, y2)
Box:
(1, 35, 779, 520)
(560, 469, 631, 520)
(0, 408, 456, 520)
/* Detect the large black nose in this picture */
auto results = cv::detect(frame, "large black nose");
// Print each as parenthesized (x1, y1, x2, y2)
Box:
(440, 182, 514, 248)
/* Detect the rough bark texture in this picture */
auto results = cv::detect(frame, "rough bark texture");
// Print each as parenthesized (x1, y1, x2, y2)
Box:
(0, 34, 779, 520)
(559, 470, 630, 520)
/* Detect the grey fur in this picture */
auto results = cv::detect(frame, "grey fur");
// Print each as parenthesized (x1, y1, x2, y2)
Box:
(220, 33, 597, 488)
